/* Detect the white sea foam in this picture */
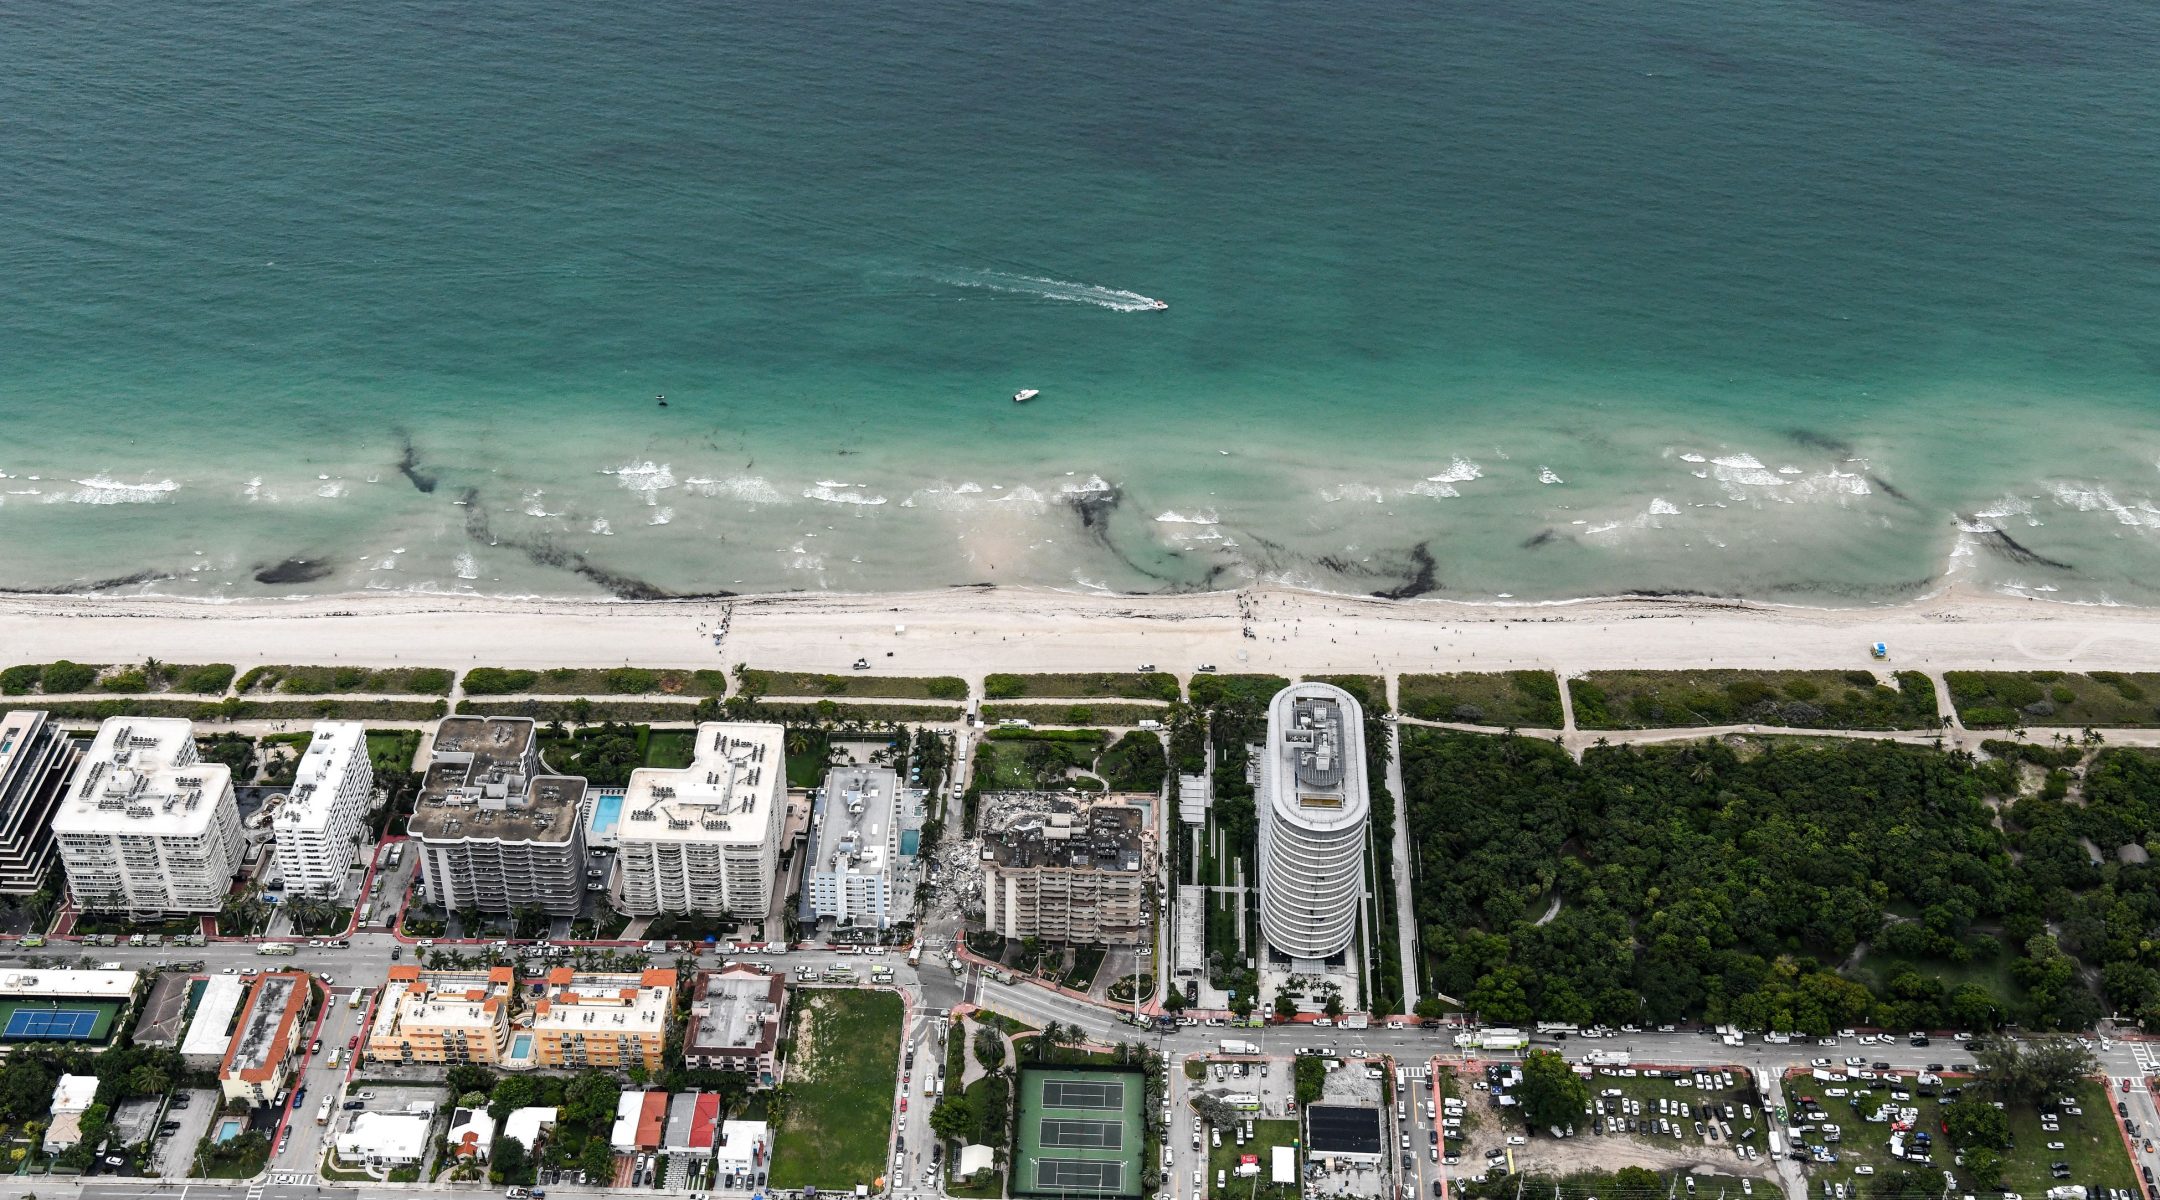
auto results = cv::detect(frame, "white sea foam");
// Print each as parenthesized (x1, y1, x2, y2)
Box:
(453, 552, 479, 580)
(1708, 452, 1787, 490)
(1778, 465, 1803, 475)
(1320, 483, 1385, 503)
(804, 484, 887, 506)
(611, 460, 674, 504)
(648, 507, 673, 526)
(2049, 482, 2160, 529)
(937, 269, 1166, 312)
(1400, 480, 1459, 499)
(1059, 474, 1114, 496)
(684, 475, 784, 504)
(1426, 457, 1483, 484)
(1679, 453, 1707, 463)
(1792, 468, 1871, 500)
(243, 477, 265, 501)
(64, 476, 179, 505)
(1538, 467, 1563, 485)
(316, 479, 347, 499)
(991, 485, 1048, 510)
(1648, 498, 1681, 516)
(1155, 509, 1219, 525)
(590, 518, 614, 535)
(954, 481, 985, 495)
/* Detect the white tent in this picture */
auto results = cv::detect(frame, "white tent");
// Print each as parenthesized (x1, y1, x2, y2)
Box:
(956, 1143, 997, 1179)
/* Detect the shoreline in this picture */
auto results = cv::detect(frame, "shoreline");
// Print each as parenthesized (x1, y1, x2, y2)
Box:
(3, 582, 2159, 680)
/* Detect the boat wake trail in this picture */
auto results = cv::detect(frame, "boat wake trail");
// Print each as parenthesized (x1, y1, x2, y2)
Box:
(937, 269, 1166, 312)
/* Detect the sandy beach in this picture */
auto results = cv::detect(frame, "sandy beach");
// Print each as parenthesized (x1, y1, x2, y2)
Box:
(3, 585, 2158, 684)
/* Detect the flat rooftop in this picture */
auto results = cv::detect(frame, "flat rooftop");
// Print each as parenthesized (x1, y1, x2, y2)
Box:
(180, 975, 248, 1059)
(276, 721, 369, 834)
(986, 801, 1143, 872)
(689, 968, 783, 1054)
(1265, 684, 1369, 832)
(53, 717, 231, 838)
(410, 717, 582, 845)
(0, 711, 58, 816)
(619, 723, 783, 846)
(0, 968, 140, 1000)
(1305, 1104, 1383, 1156)
(223, 972, 303, 1081)
(373, 966, 512, 1037)
(531, 968, 675, 1036)
(806, 765, 898, 877)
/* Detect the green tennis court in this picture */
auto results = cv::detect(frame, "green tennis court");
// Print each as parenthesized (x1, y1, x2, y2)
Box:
(1015, 1065, 1145, 1199)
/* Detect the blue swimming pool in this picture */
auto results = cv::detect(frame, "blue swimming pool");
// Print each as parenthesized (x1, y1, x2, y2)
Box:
(589, 791, 623, 840)
(215, 1117, 244, 1144)
(511, 1033, 533, 1058)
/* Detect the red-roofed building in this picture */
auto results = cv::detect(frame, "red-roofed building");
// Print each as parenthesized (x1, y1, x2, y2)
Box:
(219, 971, 309, 1106)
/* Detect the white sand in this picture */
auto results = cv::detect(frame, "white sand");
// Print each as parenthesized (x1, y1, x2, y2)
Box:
(3, 584, 2159, 682)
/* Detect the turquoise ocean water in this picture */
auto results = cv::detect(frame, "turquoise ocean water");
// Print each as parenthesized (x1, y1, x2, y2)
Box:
(4, 1, 2158, 603)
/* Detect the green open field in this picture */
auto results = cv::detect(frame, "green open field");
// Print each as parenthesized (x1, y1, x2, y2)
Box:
(1014, 1065, 1146, 1200)
(981, 703, 1171, 728)
(0, 997, 123, 1043)
(1946, 671, 2160, 728)
(1400, 672, 1563, 728)
(1569, 670, 1937, 730)
(770, 989, 904, 1189)
(984, 673, 1180, 701)
(644, 728, 697, 768)
(1206, 1118, 1300, 1200)
(365, 729, 423, 774)
(1794, 1075, 2134, 1198)
(740, 669, 968, 700)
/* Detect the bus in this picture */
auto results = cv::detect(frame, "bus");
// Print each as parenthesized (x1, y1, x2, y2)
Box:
(258, 942, 295, 956)
(315, 1098, 332, 1125)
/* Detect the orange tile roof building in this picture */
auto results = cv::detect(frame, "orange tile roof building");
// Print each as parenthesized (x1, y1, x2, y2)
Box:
(365, 965, 515, 1066)
(219, 971, 309, 1106)
(529, 968, 676, 1074)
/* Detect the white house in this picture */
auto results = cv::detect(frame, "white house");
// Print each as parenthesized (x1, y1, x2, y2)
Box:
(335, 1112, 431, 1167)
(41, 1074, 101, 1152)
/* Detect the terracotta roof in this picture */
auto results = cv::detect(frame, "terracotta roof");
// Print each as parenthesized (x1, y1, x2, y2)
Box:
(638, 1091, 667, 1149)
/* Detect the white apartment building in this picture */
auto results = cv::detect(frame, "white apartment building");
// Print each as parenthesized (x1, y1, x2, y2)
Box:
(0, 711, 79, 895)
(801, 765, 897, 930)
(1255, 683, 1369, 963)
(273, 721, 374, 898)
(410, 717, 586, 918)
(53, 717, 243, 915)
(615, 723, 785, 919)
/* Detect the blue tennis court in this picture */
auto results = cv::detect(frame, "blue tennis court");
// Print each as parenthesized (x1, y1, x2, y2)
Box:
(4, 1006, 101, 1039)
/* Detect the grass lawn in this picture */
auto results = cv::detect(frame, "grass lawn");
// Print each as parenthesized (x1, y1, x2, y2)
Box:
(365, 728, 423, 774)
(947, 1169, 1005, 1198)
(741, 669, 968, 700)
(1207, 1118, 1301, 1200)
(1797, 1076, 2134, 1198)
(984, 672, 1180, 701)
(1188, 675, 1292, 711)
(644, 728, 697, 768)
(1067, 945, 1108, 991)
(770, 989, 904, 1189)
(1309, 675, 1387, 712)
(1570, 669, 1938, 730)
(1947, 671, 2160, 727)
(1400, 672, 1563, 727)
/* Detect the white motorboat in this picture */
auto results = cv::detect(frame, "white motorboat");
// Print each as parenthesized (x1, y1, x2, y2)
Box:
(1013, 389, 1039, 403)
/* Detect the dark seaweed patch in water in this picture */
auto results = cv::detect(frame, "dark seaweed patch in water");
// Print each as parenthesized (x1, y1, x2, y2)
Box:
(1522, 528, 1561, 549)
(1316, 555, 1386, 579)
(458, 487, 733, 600)
(1868, 474, 1914, 504)
(0, 569, 171, 595)
(1371, 543, 1439, 600)
(396, 433, 438, 494)
(253, 558, 333, 585)
(1056, 482, 1195, 588)
(1785, 428, 1854, 456)
(1961, 518, 2075, 572)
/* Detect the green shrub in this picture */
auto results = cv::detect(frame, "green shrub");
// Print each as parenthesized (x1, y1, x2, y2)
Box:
(236, 666, 278, 693)
(604, 667, 659, 694)
(40, 661, 97, 694)
(99, 670, 150, 694)
(926, 677, 968, 701)
(175, 664, 236, 694)
(0, 665, 40, 695)
(406, 668, 454, 695)
(984, 674, 1024, 700)
(463, 668, 540, 695)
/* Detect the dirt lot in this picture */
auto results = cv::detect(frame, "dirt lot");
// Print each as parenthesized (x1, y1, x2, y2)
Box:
(1445, 1063, 1783, 1188)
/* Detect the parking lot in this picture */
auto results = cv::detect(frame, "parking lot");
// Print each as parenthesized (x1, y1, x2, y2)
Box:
(157, 1087, 220, 1177)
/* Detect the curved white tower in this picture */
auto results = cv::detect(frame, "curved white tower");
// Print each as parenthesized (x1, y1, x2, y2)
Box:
(1256, 682, 1370, 961)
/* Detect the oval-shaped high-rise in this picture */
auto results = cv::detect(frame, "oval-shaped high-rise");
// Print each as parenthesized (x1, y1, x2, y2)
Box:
(1256, 682, 1369, 962)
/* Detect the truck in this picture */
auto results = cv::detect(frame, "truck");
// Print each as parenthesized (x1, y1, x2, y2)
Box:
(1339, 1014, 1370, 1030)
(908, 944, 923, 967)
(258, 942, 295, 956)
(1582, 1050, 1631, 1067)
(1219, 1039, 1259, 1056)
(1222, 1093, 1262, 1111)
(1534, 1022, 1579, 1035)
(316, 1097, 332, 1125)
(1767, 1131, 1783, 1157)
(1716, 1024, 1745, 1047)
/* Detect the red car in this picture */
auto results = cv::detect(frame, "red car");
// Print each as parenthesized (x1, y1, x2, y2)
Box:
(900, 1098, 908, 1112)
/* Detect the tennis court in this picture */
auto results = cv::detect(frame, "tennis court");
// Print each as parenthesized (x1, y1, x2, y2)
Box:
(0, 998, 122, 1042)
(1015, 1066, 1144, 1199)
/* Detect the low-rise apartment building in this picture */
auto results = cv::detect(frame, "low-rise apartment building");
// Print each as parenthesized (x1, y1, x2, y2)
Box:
(0, 711, 79, 895)
(365, 965, 515, 1066)
(273, 721, 373, 898)
(52, 716, 243, 914)
(410, 717, 586, 917)
(685, 966, 785, 1086)
(616, 724, 785, 918)
(219, 971, 308, 1106)
(530, 967, 676, 1074)
(982, 801, 1147, 944)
